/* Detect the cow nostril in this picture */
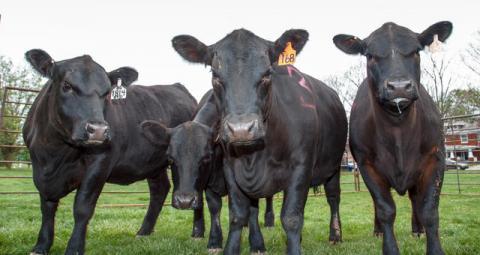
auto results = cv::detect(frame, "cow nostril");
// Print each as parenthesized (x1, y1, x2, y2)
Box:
(405, 83, 412, 90)
(227, 122, 235, 134)
(247, 120, 256, 132)
(86, 123, 95, 134)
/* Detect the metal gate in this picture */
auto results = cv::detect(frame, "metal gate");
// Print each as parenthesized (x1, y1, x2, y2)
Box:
(0, 86, 39, 167)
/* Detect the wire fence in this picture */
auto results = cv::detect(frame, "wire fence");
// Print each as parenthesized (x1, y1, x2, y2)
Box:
(0, 86, 479, 208)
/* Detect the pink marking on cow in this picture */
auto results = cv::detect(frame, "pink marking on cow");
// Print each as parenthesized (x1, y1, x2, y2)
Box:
(286, 65, 312, 94)
(298, 77, 312, 94)
(287, 65, 294, 77)
(300, 96, 316, 110)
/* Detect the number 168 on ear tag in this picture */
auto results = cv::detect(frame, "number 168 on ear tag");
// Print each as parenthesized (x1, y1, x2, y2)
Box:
(278, 42, 296, 66)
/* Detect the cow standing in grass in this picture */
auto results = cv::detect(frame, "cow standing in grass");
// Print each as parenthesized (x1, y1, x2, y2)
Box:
(23, 49, 196, 255)
(142, 90, 275, 252)
(333, 21, 452, 255)
(171, 29, 347, 255)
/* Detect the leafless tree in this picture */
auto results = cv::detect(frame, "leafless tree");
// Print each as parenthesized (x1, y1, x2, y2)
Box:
(421, 52, 456, 117)
(325, 60, 365, 115)
(462, 30, 480, 78)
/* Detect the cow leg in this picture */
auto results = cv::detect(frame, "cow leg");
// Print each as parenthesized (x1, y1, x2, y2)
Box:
(360, 164, 399, 255)
(65, 157, 109, 255)
(373, 201, 383, 237)
(191, 196, 205, 238)
(264, 196, 275, 228)
(206, 188, 223, 251)
(324, 170, 342, 244)
(408, 188, 424, 237)
(223, 168, 251, 255)
(137, 170, 170, 236)
(414, 165, 444, 255)
(31, 197, 59, 255)
(281, 167, 309, 255)
(248, 199, 266, 254)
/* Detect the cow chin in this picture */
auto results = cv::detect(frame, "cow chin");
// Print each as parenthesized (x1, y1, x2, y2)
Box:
(228, 138, 265, 157)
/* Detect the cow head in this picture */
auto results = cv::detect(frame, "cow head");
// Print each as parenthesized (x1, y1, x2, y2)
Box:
(25, 49, 138, 146)
(333, 21, 452, 115)
(141, 120, 214, 210)
(172, 29, 308, 155)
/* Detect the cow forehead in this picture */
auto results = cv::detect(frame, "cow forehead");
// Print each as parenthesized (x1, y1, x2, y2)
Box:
(56, 56, 110, 85)
(170, 123, 210, 155)
(213, 29, 270, 65)
(365, 22, 421, 57)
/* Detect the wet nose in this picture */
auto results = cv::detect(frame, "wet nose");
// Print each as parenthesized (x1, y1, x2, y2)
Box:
(224, 115, 261, 143)
(386, 80, 413, 93)
(172, 192, 199, 210)
(85, 122, 110, 142)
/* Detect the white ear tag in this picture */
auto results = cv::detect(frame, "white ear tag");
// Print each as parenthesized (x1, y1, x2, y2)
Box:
(429, 34, 442, 53)
(111, 78, 127, 100)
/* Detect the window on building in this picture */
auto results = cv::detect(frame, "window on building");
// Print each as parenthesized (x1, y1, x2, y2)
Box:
(460, 134, 468, 144)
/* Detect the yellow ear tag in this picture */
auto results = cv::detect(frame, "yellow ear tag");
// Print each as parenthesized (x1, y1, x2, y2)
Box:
(278, 42, 296, 66)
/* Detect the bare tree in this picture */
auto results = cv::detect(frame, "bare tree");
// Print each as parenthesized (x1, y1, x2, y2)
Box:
(462, 30, 480, 78)
(325, 60, 365, 115)
(421, 52, 456, 117)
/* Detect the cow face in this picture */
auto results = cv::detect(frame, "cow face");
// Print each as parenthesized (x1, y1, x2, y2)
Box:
(141, 120, 213, 210)
(172, 29, 308, 155)
(25, 49, 138, 146)
(333, 21, 452, 114)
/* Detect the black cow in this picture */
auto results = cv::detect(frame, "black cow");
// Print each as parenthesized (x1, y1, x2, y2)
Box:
(142, 90, 275, 252)
(171, 29, 348, 254)
(23, 49, 197, 255)
(333, 21, 452, 255)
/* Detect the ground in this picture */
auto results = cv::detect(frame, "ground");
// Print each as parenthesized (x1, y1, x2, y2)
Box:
(0, 168, 479, 255)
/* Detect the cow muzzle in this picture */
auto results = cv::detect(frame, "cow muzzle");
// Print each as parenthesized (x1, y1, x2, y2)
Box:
(172, 191, 201, 210)
(85, 121, 110, 144)
(223, 113, 265, 148)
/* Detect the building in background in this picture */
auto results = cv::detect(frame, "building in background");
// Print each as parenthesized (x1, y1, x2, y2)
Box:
(444, 117, 480, 162)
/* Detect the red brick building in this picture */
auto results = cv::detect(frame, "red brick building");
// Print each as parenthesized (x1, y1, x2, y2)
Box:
(444, 119, 480, 162)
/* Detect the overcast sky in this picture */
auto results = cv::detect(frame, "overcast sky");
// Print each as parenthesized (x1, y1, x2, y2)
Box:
(0, 0, 479, 100)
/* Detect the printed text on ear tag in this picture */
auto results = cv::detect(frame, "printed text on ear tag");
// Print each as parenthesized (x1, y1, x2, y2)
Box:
(278, 42, 296, 66)
(111, 78, 127, 100)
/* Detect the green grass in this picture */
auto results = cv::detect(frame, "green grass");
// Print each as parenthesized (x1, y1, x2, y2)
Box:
(0, 168, 479, 254)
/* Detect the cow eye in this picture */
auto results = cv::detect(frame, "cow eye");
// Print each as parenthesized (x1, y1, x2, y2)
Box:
(62, 82, 73, 93)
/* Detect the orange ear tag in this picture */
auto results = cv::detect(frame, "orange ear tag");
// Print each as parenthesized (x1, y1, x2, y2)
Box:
(278, 42, 296, 66)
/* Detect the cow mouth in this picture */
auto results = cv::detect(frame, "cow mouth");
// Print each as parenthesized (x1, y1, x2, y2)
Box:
(385, 97, 412, 115)
(228, 139, 265, 156)
(84, 139, 107, 145)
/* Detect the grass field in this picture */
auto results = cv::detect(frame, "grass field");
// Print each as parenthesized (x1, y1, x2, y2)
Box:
(0, 168, 479, 255)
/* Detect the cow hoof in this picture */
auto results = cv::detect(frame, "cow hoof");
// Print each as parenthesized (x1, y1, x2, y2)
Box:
(30, 252, 45, 255)
(192, 237, 203, 241)
(329, 239, 342, 245)
(136, 234, 149, 239)
(412, 231, 424, 238)
(251, 251, 265, 255)
(208, 248, 223, 254)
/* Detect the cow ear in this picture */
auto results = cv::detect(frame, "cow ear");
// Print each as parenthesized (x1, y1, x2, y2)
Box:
(418, 21, 453, 47)
(108, 67, 138, 87)
(141, 120, 171, 147)
(172, 35, 211, 65)
(333, 34, 365, 55)
(270, 29, 309, 62)
(25, 49, 54, 78)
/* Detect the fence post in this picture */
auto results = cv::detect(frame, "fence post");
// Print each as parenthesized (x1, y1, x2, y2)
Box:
(354, 168, 360, 192)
